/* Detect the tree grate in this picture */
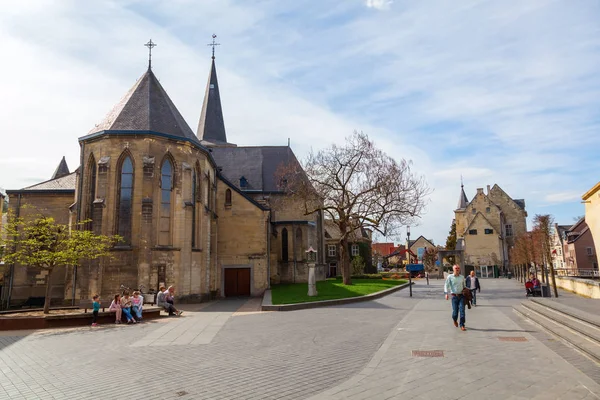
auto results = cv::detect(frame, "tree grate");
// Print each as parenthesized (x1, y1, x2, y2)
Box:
(412, 350, 444, 357)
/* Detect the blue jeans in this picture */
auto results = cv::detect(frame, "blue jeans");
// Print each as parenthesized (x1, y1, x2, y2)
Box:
(122, 307, 134, 321)
(132, 306, 142, 320)
(470, 289, 477, 305)
(451, 295, 465, 327)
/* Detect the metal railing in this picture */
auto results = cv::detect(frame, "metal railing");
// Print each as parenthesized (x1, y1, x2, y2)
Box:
(554, 268, 600, 278)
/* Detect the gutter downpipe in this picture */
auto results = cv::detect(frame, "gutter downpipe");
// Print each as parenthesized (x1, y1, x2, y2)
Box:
(267, 211, 271, 290)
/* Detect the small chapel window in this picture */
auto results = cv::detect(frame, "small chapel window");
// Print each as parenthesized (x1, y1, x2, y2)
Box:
(117, 156, 134, 244)
(225, 188, 232, 207)
(281, 228, 289, 262)
(159, 158, 173, 246)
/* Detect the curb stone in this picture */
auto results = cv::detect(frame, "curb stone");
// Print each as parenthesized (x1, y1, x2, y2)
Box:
(261, 281, 413, 311)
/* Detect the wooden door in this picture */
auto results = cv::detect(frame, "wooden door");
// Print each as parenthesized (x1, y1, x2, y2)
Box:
(224, 268, 251, 297)
(237, 268, 251, 296)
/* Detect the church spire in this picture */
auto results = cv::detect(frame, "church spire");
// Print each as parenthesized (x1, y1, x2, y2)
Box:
(51, 156, 70, 180)
(457, 180, 468, 210)
(197, 35, 228, 145)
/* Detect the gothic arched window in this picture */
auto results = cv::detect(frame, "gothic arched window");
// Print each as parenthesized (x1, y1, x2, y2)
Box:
(159, 158, 173, 246)
(282, 228, 289, 262)
(87, 155, 96, 231)
(117, 155, 134, 244)
(225, 188, 232, 207)
(192, 166, 200, 248)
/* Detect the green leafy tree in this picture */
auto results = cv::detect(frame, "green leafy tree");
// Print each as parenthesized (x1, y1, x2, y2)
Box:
(444, 221, 457, 265)
(2, 212, 120, 313)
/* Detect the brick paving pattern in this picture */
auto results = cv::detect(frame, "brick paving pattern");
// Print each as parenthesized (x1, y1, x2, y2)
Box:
(0, 279, 599, 399)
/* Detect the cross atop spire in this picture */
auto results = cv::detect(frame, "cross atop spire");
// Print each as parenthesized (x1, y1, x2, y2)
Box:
(207, 34, 220, 60)
(144, 39, 157, 69)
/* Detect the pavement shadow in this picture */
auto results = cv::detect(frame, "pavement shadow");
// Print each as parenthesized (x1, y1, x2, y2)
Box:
(193, 298, 249, 313)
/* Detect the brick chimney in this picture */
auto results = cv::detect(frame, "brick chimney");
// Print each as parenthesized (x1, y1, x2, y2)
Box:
(476, 188, 484, 195)
(487, 185, 491, 195)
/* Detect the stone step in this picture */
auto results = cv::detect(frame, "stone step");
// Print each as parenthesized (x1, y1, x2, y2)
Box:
(529, 298, 600, 329)
(521, 301, 600, 346)
(514, 304, 600, 364)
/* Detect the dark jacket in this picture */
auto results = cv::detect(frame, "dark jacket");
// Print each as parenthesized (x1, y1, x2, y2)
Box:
(466, 276, 480, 292)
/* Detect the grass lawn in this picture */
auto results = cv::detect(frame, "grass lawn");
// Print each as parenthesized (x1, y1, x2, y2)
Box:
(270, 278, 407, 305)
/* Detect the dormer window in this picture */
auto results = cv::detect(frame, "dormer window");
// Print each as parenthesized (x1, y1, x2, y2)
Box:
(240, 176, 248, 189)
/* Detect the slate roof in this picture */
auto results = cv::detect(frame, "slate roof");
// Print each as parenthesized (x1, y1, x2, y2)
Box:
(82, 68, 199, 144)
(51, 156, 70, 180)
(18, 171, 77, 192)
(513, 199, 526, 210)
(211, 146, 302, 192)
(457, 185, 468, 209)
(197, 59, 228, 145)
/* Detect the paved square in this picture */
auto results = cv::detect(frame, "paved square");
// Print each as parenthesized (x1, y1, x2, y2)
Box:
(0, 279, 599, 399)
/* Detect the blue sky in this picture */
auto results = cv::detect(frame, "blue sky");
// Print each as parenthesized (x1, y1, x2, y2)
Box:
(1, 0, 599, 244)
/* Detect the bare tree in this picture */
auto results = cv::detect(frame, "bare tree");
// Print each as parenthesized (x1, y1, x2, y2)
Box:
(534, 214, 558, 297)
(422, 247, 439, 274)
(277, 131, 429, 285)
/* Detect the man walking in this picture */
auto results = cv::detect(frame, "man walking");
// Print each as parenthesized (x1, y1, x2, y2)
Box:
(445, 264, 467, 331)
(466, 270, 481, 306)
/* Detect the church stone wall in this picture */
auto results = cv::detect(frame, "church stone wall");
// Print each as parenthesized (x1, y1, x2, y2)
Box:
(6, 193, 75, 305)
(77, 135, 215, 301)
(463, 215, 503, 267)
(488, 185, 527, 248)
(216, 180, 270, 296)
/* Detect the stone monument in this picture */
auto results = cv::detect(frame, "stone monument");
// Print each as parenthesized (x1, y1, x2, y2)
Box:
(306, 246, 318, 297)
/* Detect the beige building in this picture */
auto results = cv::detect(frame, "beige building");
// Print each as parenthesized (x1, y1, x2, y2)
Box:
(3, 53, 323, 307)
(454, 184, 527, 276)
(583, 182, 600, 263)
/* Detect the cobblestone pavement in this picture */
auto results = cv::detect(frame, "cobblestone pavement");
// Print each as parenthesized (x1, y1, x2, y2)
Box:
(0, 280, 599, 399)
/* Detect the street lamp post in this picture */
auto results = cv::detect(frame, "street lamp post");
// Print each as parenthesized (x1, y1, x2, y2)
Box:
(407, 225, 412, 297)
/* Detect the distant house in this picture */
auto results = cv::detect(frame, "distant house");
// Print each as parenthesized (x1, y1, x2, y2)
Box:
(564, 218, 598, 273)
(550, 224, 570, 271)
(408, 236, 435, 264)
(324, 220, 373, 277)
(583, 182, 600, 263)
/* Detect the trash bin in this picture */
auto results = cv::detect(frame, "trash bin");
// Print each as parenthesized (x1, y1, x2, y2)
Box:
(507, 271, 512, 279)
(541, 285, 551, 297)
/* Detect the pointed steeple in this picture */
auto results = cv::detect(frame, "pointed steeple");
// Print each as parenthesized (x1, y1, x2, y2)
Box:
(51, 156, 70, 180)
(457, 182, 468, 210)
(197, 57, 228, 145)
(84, 69, 199, 144)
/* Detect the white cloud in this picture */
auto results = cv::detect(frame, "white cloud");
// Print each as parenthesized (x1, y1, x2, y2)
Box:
(0, 0, 598, 245)
(544, 192, 582, 204)
(365, 0, 393, 11)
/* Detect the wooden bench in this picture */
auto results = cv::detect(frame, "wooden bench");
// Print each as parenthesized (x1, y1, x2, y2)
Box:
(79, 300, 110, 313)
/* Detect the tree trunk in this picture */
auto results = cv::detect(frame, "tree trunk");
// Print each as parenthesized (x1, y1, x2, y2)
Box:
(340, 238, 352, 285)
(43, 267, 54, 314)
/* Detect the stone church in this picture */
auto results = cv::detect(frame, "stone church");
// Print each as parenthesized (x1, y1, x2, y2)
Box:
(4, 50, 325, 307)
(454, 184, 527, 276)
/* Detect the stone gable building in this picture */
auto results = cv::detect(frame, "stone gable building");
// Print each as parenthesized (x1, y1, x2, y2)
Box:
(454, 184, 527, 276)
(4, 53, 324, 307)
